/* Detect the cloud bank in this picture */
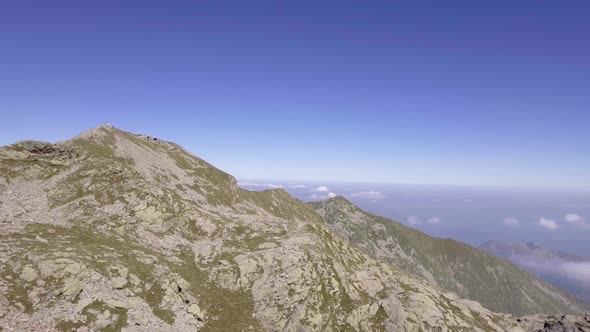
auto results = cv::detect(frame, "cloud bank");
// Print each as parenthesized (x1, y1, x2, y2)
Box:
(406, 216, 442, 226)
(427, 217, 441, 225)
(565, 213, 589, 229)
(309, 192, 338, 200)
(538, 217, 559, 230)
(561, 261, 590, 287)
(237, 182, 283, 189)
(350, 191, 385, 200)
(509, 255, 590, 300)
(406, 216, 421, 226)
(503, 217, 520, 226)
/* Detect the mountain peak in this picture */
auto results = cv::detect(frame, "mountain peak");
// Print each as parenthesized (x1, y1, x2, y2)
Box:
(308, 195, 359, 214)
(480, 240, 500, 247)
(324, 195, 351, 204)
(74, 123, 118, 137)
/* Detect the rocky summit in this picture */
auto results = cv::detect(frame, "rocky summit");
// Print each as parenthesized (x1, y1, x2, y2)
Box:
(0, 126, 588, 331)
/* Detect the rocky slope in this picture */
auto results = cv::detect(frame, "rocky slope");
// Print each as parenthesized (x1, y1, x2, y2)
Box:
(0, 126, 587, 331)
(309, 196, 587, 316)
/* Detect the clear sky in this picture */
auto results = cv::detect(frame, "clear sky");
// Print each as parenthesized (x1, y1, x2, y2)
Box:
(1, 1, 589, 188)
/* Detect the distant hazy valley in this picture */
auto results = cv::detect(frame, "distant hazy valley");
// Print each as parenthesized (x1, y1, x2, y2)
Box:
(481, 240, 590, 305)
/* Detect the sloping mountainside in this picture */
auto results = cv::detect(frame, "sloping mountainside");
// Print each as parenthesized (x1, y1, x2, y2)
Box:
(481, 241, 590, 305)
(309, 197, 587, 317)
(0, 126, 587, 332)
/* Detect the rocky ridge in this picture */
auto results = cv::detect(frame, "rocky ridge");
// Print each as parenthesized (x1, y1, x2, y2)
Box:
(0, 126, 587, 331)
(309, 196, 587, 316)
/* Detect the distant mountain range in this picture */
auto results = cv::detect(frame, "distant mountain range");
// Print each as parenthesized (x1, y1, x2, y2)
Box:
(480, 240, 590, 304)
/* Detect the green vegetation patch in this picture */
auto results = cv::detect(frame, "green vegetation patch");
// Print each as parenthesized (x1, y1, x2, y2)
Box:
(173, 248, 263, 332)
(1, 265, 34, 314)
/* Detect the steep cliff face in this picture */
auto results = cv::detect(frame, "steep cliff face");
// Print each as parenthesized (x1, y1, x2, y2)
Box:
(309, 196, 587, 316)
(0, 126, 585, 331)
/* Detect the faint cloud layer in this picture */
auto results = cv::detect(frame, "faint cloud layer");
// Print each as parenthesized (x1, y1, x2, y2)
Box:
(407, 216, 421, 226)
(350, 191, 385, 200)
(237, 182, 283, 189)
(503, 217, 520, 226)
(561, 261, 590, 287)
(406, 216, 441, 226)
(565, 213, 583, 223)
(312, 186, 331, 192)
(511, 256, 590, 293)
(238, 182, 309, 190)
(565, 213, 589, 230)
(309, 192, 337, 200)
(538, 217, 559, 230)
(536, 214, 589, 231)
(427, 217, 441, 225)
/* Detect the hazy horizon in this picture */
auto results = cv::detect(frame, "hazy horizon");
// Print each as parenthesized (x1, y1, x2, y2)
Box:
(239, 179, 590, 258)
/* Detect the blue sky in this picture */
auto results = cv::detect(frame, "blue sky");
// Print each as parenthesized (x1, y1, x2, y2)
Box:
(1, 1, 589, 187)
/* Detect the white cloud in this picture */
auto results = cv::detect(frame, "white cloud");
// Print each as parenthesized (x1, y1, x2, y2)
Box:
(406, 216, 422, 226)
(289, 184, 307, 189)
(309, 192, 338, 200)
(427, 217, 441, 225)
(503, 217, 520, 226)
(237, 182, 283, 189)
(350, 191, 385, 200)
(312, 186, 330, 192)
(463, 199, 473, 203)
(538, 217, 559, 230)
(561, 261, 590, 287)
(511, 256, 590, 290)
(565, 213, 583, 223)
(405, 216, 443, 225)
(564, 213, 589, 229)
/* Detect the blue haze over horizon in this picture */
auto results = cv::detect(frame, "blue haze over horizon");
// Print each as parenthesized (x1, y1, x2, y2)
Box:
(238, 180, 590, 258)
